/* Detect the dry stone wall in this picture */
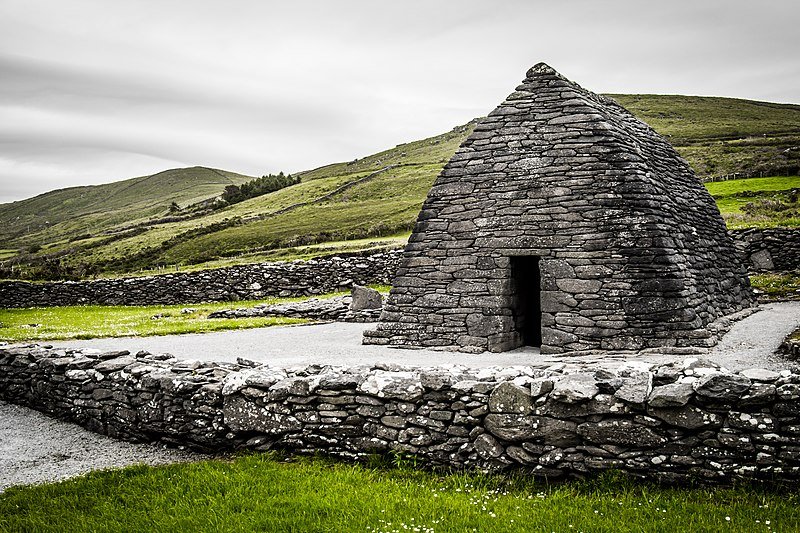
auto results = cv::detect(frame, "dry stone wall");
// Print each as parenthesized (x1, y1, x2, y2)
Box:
(731, 228, 800, 272)
(2, 344, 799, 484)
(207, 294, 382, 322)
(0, 251, 401, 308)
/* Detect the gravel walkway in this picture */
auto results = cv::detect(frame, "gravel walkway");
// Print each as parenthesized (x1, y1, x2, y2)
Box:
(0, 401, 203, 492)
(52, 301, 800, 371)
(4, 300, 797, 492)
(0, 401, 206, 492)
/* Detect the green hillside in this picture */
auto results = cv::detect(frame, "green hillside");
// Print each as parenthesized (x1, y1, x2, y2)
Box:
(611, 95, 800, 177)
(2, 95, 799, 280)
(0, 167, 256, 249)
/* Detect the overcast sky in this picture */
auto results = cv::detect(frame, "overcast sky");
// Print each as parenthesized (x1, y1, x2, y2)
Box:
(1, 0, 798, 204)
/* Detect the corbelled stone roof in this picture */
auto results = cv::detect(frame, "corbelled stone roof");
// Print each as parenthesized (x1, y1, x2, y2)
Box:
(365, 63, 755, 354)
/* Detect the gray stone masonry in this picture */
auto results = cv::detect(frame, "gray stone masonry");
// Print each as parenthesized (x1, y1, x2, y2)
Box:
(365, 63, 755, 354)
(2, 344, 799, 483)
(207, 295, 381, 322)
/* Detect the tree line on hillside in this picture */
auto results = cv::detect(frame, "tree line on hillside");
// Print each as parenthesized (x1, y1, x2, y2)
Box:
(221, 172, 300, 205)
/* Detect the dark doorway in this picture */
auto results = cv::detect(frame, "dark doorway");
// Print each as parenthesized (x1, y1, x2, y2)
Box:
(510, 256, 542, 347)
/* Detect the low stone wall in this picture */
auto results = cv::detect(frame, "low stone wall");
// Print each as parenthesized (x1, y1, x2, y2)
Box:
(0, 251, 402, 308)
(207, 295, 381, 322)
(2, 344, 799, 483)
(730, 228, 800, 272)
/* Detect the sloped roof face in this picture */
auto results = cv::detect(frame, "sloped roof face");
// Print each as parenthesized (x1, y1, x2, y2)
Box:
(364, 64, 755, 354)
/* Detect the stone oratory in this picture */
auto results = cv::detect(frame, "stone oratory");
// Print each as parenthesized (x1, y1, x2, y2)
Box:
(364, 63, 755, 354)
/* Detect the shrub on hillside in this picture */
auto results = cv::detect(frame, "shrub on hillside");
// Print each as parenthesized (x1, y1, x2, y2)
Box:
(221, 172, 300, 205)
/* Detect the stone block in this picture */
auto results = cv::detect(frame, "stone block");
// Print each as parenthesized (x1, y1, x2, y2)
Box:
(223, 395, 301, 435)
(648, 383, 694, 407)
(350, 285, 383, 311)
(474, 433, 504, 459)
(649, 406, 721, 429)
(577, 420, 667, 448)
(693, 373, 751, 401)
(614, 371, 653, 405)
(488, 381, 534, 414)
(551, 374, 598, 404)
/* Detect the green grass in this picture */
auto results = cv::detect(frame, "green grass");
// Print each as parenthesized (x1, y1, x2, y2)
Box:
(704, 176, 800, 228)
(158, 165, 437, 265)
(610, 95, 800, 178)
(705, 176, 800, 197)
(0, 453, 796, 532)
(750, 272, 800, 299)
(0, 298, 324, 341)
(610, 94, 800, 141)
(0, 167, 256, 249)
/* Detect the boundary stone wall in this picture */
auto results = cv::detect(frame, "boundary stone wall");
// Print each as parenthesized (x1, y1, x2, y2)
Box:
(730, 228, 800, 272)
(2, 344, 799, 484)
(0, 251, 402, 309)
(0, 231, 795, 310)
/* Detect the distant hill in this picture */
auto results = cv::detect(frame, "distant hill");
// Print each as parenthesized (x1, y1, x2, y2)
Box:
(0, 166, 256, 252)
(1, 94, 799, 280)
(610, 95, 800, 177)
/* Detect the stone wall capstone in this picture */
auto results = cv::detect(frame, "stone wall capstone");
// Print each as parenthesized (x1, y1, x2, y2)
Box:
(2, 344, 799, 484)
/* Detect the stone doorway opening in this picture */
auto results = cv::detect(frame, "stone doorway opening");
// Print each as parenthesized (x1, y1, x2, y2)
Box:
(510, 256, 542, 347)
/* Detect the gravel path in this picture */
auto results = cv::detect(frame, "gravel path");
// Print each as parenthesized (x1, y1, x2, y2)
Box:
(52, 321, 538, 368)
(0, 401, 203, 492)
(707, 300, 800, 370)
(52, 301, 800, 370)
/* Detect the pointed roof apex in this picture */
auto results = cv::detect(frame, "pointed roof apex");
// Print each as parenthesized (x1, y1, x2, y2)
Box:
(526, 62, 559, 78)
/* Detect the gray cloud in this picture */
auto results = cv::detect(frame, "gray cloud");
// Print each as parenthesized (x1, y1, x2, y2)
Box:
(0, 0, 798, 204)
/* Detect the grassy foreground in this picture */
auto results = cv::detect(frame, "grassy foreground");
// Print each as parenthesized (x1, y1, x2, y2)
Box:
(0, 453, 796, 532)
(0, 298, 315, 341)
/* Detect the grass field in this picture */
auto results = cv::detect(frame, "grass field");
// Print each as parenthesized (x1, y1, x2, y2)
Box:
(0, 453, 796, 532)
(706, 176, 800, 228)
(0, 298, 319, 341)
(0, 167, 256, 249)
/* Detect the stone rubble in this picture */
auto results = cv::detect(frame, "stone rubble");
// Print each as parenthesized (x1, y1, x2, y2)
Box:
(2, 344, 799, 483)
(207, 286, 384, 322)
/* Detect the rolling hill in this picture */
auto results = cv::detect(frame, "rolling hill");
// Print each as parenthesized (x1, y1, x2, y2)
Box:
(1, 94, 799, 280)
(0, 166, 256, 250)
